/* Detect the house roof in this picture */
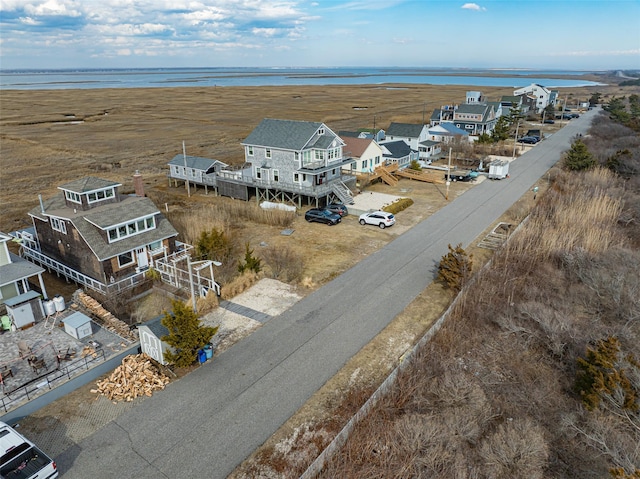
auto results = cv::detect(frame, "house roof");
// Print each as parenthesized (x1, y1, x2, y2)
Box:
(242, 118, 342, 151)
(73, 213, 178, 261)
(83, 197, 162, 229)
(419, 140, 440, 147)
(386, 122, 424, 138)
(380, 140, 412, 158)
(58, 177, 121, 194)
(141, 315, 169, 338)
(341, 136, 376, 158)
(168, 155, 226, 171)
(29, 192, 179, 262)
(429, 123, 469, 136)
(0, 253, 45, 286)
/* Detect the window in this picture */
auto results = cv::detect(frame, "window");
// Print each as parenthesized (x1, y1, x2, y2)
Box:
(266, 149, 271, 158)
(149, 240, 162, 252)
(294, 173, 300, 183)
(302, 150, 312, 164)
(50, 217, 67, 234)
(318, 128, 325, 135)
(295, 152, 299, 161)
(315, 150, 324, 160)
(107, 216, 155, 243)
(65, 191, 81, 203)
(248, 146, 253, 156)
(273, 169, 279, 182)
(118, 251, 134, 267)
(256, 168, 262, 179)
(87, 188, 112, 204)
(173, 166, 180, 175)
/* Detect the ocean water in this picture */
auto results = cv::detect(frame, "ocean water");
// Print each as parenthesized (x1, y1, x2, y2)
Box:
(0, 67, 605, 91)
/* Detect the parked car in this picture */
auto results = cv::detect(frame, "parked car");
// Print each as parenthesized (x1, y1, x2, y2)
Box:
(359, 211, 395, 229)
(305, 208, 341, 225)
(569, 113, 580, 119)
(324, 203, 348, 217)
(543, 119, 555, 124)
(562, 114, 573, 120)
(517, 136, 539, 145)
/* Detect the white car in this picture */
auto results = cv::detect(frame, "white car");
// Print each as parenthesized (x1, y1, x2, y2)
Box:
(359, 211, 395, 229)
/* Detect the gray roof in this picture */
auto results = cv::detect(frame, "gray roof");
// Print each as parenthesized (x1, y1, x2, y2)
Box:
(430, 123, 469, 136)
(386, 122, 424, 138)
(74, 213, 178, 261)
(381, 140, 412, 158)
(455, 104, 490, 115)
(168, 155, 226, 171)
(0, 253, 44, 286)
(29, 193, 179, 262)
(419, 140, 440, 147)
(58, 177, 121, 194)
(242, 118, 339, 151)
(142, 315, 170, 338)
(83, 196, 161, 229)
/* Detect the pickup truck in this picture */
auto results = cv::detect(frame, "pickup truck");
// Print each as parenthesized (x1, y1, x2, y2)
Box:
(0, 422, 58, 479)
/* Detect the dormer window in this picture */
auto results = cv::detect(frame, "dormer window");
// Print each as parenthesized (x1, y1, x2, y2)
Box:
(65, 191, 81, 204)
(87, 188, 115, 204)
(107, 215, 156, 243)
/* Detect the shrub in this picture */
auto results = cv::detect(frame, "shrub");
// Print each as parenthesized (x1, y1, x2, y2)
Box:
(437, 243, 473, 291)
(161, 300, 218, 367)
(383, 197, 414, 215)
(238, 242, 262, 274)
(564, 139, 596, 171)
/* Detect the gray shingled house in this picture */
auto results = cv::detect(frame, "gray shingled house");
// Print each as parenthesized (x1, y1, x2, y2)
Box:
(216, 118, 357, 207)
(384, 122, 433, 161)
(167, 154, 228, 193)
(17, 175, 180, 296)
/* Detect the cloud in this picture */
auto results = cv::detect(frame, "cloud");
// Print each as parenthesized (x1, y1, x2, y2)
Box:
(461, 3, 486, 11)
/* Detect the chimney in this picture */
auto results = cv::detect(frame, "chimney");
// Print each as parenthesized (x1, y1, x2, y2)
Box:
(133, 170, 145, 197)
(38, 194, 46, 214)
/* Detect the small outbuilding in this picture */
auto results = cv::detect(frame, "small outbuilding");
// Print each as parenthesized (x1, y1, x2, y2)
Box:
(138, 316, 171, 365)
(63, 311, 94, 339)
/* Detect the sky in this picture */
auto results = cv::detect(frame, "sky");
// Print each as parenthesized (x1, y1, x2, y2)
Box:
(1, 0, 639, 71)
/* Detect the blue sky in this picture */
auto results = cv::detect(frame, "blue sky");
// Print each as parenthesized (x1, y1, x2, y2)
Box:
(1, 0, 638, 71)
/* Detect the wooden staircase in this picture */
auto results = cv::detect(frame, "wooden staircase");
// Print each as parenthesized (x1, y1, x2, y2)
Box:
(373, 164, 399, 186)
(394, 168, 446, 184)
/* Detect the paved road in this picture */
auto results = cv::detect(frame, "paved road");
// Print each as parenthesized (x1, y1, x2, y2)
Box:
(56, 111, 597, 478)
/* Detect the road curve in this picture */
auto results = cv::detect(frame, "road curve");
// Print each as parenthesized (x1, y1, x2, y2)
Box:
(56, 110, 598, 479)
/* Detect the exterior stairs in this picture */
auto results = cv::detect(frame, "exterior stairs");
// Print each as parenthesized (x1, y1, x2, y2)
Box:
(331, 181, 355, 204)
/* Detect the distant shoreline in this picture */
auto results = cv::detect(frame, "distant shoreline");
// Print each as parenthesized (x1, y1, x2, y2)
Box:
(0, 67, 608, 91)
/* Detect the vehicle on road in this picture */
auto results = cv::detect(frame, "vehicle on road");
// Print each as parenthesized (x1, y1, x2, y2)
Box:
(517, 136, 539, 145)
(324, 203, 349, 217)
(359, 211, 395, 229)
(305, 208, 341, 225)
(543, 119, 555, 124)
(444, 169, 478, 182)
(0, 421, 58, 479)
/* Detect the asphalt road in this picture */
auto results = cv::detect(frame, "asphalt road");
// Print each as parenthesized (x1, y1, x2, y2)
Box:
(56, 110, 597, 478)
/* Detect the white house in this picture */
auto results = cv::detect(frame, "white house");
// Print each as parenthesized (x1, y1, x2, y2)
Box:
(340, 136, 384, 173)
(0, 232, 47, 306)
(514, 83, 553, 113)
(385, 123, 433, 161)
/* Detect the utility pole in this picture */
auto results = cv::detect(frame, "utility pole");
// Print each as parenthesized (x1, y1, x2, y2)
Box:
(512, 119, 520, 160)
(446, 147, 452, 201)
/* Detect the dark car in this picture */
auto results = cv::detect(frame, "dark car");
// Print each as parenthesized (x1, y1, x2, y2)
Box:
(543, 119, 555, 124)
(305, 208, 341, 225)
(569, 113, 580, 119)
(517, 136, 539, 145)
(562, 114, 573, 120)
(324, 203, 348, 217)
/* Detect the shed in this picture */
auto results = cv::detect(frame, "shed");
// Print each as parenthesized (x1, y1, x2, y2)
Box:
(138, 316, 171, 365)
(63, 311, 94, 339)
(4, 290, 44, 329)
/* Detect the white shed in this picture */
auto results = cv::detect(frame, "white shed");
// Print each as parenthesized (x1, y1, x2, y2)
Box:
(138, 316, 171, 365)
(63, 311, 93, 339)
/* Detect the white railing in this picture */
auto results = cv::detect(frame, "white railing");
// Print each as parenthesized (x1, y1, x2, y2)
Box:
(20, 244, 147, 296)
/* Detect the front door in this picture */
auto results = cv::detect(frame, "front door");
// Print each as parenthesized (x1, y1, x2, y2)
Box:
(136, 247, 149, 270)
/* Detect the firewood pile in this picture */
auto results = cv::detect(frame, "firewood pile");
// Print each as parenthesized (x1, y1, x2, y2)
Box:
(74, 291, 138, 341)
(91, 353, 170, 402)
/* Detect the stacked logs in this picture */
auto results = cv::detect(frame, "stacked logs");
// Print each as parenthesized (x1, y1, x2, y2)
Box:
(91, 354, 170, 402)
(74, 291, 138, 341)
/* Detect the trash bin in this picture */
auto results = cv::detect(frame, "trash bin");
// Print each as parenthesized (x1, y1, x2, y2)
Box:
(204, 344, 213, 360)
(197, 349, 207, 364)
